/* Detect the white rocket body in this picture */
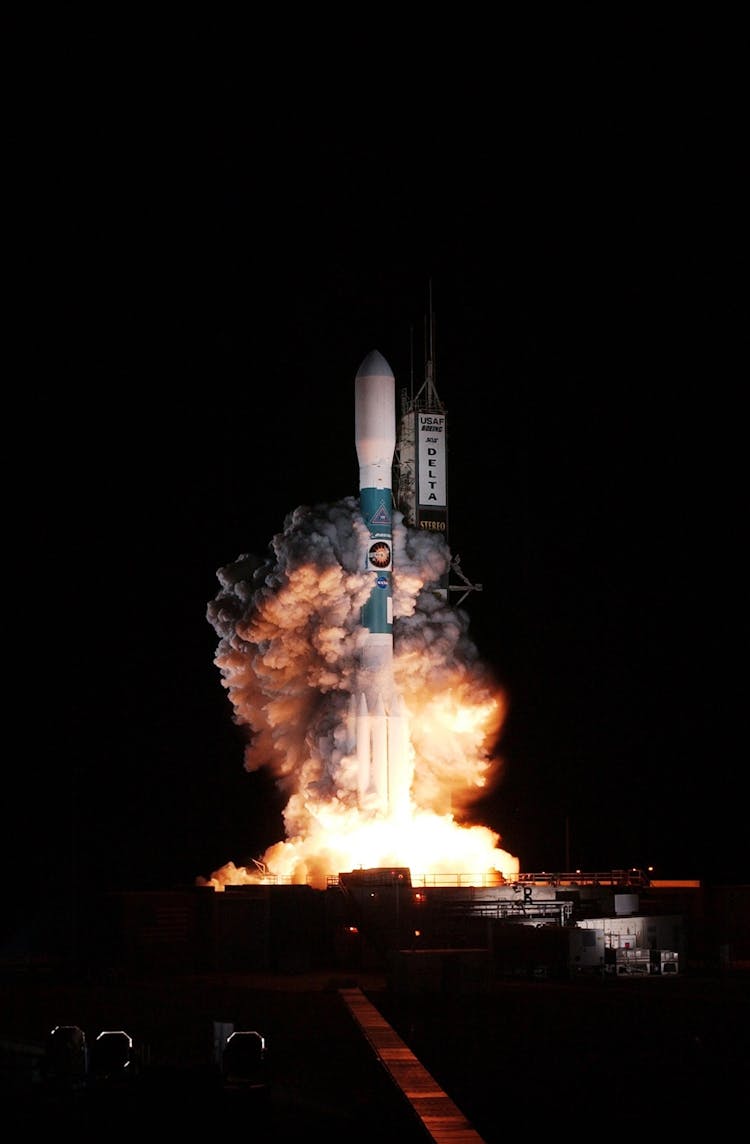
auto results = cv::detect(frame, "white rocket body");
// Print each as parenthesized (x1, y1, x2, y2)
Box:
(353, 350, 412, 815)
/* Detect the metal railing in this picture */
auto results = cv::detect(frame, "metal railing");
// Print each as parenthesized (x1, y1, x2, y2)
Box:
(326, 869, 648, 890)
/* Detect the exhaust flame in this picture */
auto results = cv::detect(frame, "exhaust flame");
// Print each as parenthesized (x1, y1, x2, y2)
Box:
(199, 496, 519, 891)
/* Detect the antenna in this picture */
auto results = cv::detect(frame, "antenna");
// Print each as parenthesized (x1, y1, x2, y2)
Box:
(409, 324, 414, 404)
(428, 278, 435, 365)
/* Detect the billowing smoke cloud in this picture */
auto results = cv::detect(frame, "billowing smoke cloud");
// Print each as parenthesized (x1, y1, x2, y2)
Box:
(199, 496, 517, 889)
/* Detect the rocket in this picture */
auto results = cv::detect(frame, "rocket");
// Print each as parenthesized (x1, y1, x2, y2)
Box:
(351, 350, 411, 815)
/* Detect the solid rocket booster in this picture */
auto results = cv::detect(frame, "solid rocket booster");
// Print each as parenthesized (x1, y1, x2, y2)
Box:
(354, 350, 406, 813)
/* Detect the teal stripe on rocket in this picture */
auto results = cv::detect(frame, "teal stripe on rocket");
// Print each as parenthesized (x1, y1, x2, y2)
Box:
(362, 571, 392, 635)
(360, 486, 393, 635)
(360, 487, 392, 536)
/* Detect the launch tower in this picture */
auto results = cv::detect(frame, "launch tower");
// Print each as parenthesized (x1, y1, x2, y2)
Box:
(393, 291, 482, 606)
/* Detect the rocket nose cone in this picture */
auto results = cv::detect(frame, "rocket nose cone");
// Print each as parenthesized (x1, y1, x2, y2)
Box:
(356, 350, 394, 380)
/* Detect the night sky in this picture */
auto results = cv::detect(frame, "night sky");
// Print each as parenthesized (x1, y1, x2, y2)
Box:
(6, 21, 746, 942)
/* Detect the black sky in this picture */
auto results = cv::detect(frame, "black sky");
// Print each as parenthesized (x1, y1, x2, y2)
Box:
(6, 19, 746, 939)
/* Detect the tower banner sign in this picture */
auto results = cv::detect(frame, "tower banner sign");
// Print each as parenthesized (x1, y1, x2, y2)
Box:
(418, 414, 446, 508)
